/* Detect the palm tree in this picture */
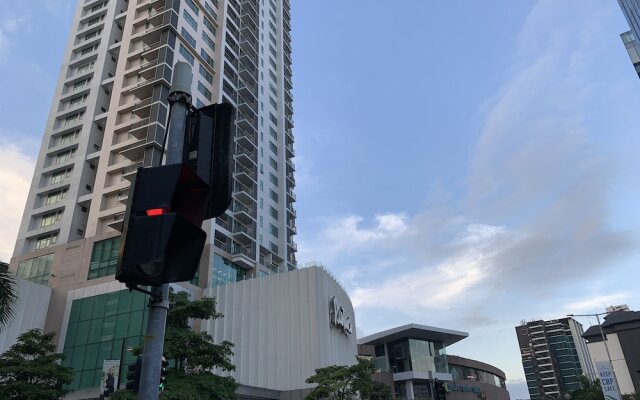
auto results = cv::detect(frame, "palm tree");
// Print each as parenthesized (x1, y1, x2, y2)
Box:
(0, 261, 17, 331)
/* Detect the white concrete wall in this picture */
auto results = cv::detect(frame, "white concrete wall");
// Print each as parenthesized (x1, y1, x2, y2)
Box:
(587, 334, 635, 395)
(203, 266, 357, 390)
(0, 279, 51, 353)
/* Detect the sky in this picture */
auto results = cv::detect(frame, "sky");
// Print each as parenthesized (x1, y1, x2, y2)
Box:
(0, 1, 639, 399)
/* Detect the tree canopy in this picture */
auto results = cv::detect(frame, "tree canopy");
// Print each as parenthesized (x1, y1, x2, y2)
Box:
(0, 261, 17, 331)
(0, 328, 73, 400)
(570, 375, 604, 400)
(305, 358, 392, 400)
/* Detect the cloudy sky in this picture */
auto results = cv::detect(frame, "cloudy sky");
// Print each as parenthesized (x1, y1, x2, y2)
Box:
(0, 1, 639, 399)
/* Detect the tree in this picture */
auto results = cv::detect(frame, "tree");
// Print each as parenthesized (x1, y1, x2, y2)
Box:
(0, 328, 73, 400)
(160, 290, 237, 400)
(0, 262, 17, 331)
(113, 290, 237, 399)
(622, 394, 640, 400)
(305, 358, 392, 400)
(571, 375, 604, 400)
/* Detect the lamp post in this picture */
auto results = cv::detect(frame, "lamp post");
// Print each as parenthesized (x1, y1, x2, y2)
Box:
(567, 312, 621, 399)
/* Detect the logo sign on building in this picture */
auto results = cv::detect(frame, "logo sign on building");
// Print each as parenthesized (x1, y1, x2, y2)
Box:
(329, 296, 352, 336)
(595, 361, 622, 400)
(100, 359, 120, 397)
(446, 383, 481, 394)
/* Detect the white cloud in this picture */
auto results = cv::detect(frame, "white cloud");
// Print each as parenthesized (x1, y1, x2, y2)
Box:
(0, 16, 24, 61)
(0, 143, 34, 261)
(562, 293, 631, 316)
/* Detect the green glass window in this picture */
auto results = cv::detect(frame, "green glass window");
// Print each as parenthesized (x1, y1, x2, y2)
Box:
(16, 253, 54, 285)
(62, 289, 149, 390)
(88, 237, 120, 280)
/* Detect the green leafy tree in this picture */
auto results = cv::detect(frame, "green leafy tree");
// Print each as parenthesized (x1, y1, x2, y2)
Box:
(111, 290, 238, 400)
(161, 290, 237, 400)
(305, 358, 392, 400)
(0, 329, 73, 400)
(571, 375, 605, 400)
(622, 394, 640, 400)
(0, 262, 17, 331)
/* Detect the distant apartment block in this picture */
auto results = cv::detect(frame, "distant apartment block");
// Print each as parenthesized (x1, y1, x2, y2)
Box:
(515, 317, 596, 399)
(618, 0, 640, 78)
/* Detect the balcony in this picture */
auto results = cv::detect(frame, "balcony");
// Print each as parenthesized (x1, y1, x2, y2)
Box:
(232, 200, 256, 224)
(236, 128, 257, 148)
(231, 243, 255, 269)
(232, 221, 255, 244)
(106, 211, 125, 232)
(236, 111, 257, 133)
(286, 188, 296, 202)
(234, 181, 256, 203)
(233, 163, 257, 186)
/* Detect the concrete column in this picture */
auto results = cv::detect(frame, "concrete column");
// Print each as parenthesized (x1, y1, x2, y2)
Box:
(406, 380, 415, 400)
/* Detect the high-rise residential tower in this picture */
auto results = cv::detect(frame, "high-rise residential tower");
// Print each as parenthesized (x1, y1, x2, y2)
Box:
(515, 317, 596, 400)
(9, 0, 296, 394)
(618, 0, 640, 78)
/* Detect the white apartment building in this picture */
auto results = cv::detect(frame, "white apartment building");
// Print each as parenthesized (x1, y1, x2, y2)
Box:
(13, 0, 295, 276)
(8, 0, 296, 393)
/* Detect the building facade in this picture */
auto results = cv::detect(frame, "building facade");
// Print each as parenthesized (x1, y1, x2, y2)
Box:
(8, 0, 296, 395)
(618, 0, 640, 78)
(582, 309, 640, 395)
(446, 355, 509, 400)
(204, 266, 358, 391)
(358, 323, 469, 400)
(515, 318, 596, 400)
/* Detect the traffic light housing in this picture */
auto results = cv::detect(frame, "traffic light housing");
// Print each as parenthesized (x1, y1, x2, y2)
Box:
(434, 380, 447, 400)
(126, 356, 142, 394)
(159, 356, 168, 392)
(116, 164, 209, 286)
(185, 102, 235, 219)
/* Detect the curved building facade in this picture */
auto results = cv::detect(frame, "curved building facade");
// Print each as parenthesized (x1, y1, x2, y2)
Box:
(447, 355, 509, 400)
(203, 266, 357, 391)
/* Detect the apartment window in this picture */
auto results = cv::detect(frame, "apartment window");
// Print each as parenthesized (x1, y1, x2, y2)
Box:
(199, 64, 213, 84)
(16, 253, 54, 285)
(185, 0, 199, 16)
(55, 149, 76, 164)
(202, 31, 215, 51)
(46, 189, 68, 205)
(269, 69, 277, 83)
(41, 210, 63, 227)
(269, 127, 278, 140)
(204, 3, 217, 21)
(183, 10, 198, 30)
(35, 233, 58, 250)
(59, 130, 80, 145)
(269, 44, 277, 58)
(259, 216, 263, 227)
(197, 81, 212, 101)
(88, 236, 121, 280)
(200, 49, 214, 68)
(269, 141, 277, 155)
(269, 173, 278, 186)
(269, 113, 278, 126)
(179, 44, 195, 65)
(269, 206, 278, 219)
(269, 224, 278, 238)
(181, 28, 196, 48)
(269, 157, 278, 170)
(69, 94, 88, 108)
(259, 197, 263, 209)
(203, 17, 216, 35)
(64, 112, 84, 127)
(84, 30, 99, 41)
(269, 96, 277, 109)
(269, 189, 278, 202)
(270, 242, 278, 254)
(77, 61, 94, 74)
(50, 169, 72, 185)
(196, 99, 206, 108)
(80, 45, 98, 56)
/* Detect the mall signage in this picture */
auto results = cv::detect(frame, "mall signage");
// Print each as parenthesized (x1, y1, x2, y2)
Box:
(445, 383, 481, 394)
(329, 296, 352, 336)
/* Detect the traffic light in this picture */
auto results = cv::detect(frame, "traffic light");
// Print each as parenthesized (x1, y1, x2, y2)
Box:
(434, 379, 447, 400)
(185, 102, 235, 219)
(159, 356, 168, 392)
(126, 356, 142, 394)
(116, 164, 210, 287)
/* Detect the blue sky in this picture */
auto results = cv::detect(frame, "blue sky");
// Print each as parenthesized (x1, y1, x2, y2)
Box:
(0, 1, 639, 399)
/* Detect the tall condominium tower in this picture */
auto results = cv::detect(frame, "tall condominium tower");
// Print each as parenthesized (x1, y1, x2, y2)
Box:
(9, 0, 295, 393)
(515, 317, 596, 400)
(618, 0, 640, 78)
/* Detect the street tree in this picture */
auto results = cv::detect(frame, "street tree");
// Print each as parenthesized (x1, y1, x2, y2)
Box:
(571, 375, 605, 400)
(0, 262, 17, 331)
(0, 328, 73, 400)
(305, 358, 392, 400)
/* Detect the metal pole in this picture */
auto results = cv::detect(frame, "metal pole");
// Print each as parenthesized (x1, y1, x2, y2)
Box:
(595, 313, 622, 397)
(118, 338, 126, 390)
(138, 62, 193, 400)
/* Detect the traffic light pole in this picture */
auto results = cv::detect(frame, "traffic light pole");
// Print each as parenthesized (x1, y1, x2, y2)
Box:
(138, 62, 193, 400)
